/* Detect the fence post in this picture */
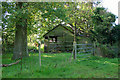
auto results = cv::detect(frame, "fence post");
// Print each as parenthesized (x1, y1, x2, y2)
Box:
(93, 42, 95, 56)
(38, 42, 41, 67)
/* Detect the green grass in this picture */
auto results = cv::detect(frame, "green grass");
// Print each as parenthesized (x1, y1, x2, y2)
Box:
(2, 53, 119, 78)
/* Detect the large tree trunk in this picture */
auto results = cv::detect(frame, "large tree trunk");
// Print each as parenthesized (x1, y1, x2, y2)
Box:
(12, 2, 29, 60)
(12, 22, 28, 60)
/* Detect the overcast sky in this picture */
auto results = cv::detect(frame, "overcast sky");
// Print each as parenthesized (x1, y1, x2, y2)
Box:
(101, 0, 120, 24)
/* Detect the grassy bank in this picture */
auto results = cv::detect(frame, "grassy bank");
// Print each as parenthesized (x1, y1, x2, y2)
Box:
(2, 53, 118, 78)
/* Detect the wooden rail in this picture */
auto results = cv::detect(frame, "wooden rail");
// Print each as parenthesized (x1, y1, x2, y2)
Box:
(76, 43, 94, 57)
(76, 44, 92, 46)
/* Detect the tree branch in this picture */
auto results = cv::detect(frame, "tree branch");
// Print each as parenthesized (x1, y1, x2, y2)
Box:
(0, 60, 21, 67)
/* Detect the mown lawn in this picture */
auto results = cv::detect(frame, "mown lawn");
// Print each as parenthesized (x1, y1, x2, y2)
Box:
(2, 53, 119, 78)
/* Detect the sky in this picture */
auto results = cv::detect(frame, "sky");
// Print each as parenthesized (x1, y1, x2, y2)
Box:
(101, 0, 120, 24)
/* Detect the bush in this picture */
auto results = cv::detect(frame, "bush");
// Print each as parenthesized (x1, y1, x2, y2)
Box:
(2, 43, 14, 54)
(100, 44, 118, 58)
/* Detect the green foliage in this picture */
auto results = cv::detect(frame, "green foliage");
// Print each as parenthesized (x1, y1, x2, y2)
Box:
(92, 7, 116, 26)
(64, 2, 95, 34)
(90, 7, 116, 44)
(98, 44, 118, 58)
(2, 53, 118, 78)
(111, 25, 120, 42)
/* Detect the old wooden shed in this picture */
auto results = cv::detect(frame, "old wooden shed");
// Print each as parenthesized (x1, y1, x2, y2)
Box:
(43, 24, 91, 53)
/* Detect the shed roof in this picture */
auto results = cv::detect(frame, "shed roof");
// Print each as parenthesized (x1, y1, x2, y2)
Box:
(43, 24, 85, 37)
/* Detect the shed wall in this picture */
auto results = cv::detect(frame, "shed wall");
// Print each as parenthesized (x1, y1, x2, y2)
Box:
(44, 25, 91, 53)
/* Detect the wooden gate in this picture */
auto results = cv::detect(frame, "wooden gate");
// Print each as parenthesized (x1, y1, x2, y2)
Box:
(76, 43, 94, 57)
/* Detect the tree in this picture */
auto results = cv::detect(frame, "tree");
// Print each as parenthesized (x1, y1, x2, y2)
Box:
(63, 2, 95, 59)
(90, 7, 116, 44)
(111, 25, 120, 55)
(2, 2, 37, 59)
(12, 2, 29, 59)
